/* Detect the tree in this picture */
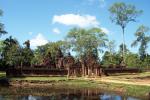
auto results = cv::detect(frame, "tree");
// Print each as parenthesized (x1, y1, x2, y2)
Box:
(32, 40, 68, 65)
(22, 40, 34, 66)
(142, 54, 150, 69)
(106, 40, 116, 63)
(0, 40, 6, 68)
(109, 2, 142, 63)
(2, 36, 21, 67)
(32, 45, 47, 65)
(101, 51, 112, 66)
(66, 27, 108, 59)
(67, 27, 108, 76)
(101, 51, 121, 67)
(0, 40, 4, 57)
(0, 9, 7, 37)
(118, 43, 129, 57)
(131, 25, 150, 61)
(125, 52, 141, 68)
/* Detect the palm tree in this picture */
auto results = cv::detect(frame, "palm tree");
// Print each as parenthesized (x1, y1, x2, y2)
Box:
(131, 25, 150, 61)
(3, 36, 18, 47)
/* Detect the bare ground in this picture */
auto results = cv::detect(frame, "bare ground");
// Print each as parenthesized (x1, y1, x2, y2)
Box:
(85, 72, 150, 86)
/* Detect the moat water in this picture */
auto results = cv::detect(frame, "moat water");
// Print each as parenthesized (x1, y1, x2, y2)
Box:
(0, 87, 145, 100)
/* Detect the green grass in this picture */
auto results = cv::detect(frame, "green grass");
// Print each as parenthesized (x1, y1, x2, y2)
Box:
(139, 71, 150, 76)
(0, 71, 6, 78)
(10, 76, 67, 81)
(102, 82, 150, 97)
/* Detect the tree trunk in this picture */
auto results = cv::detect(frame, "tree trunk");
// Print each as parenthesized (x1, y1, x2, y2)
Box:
(67, 67, 70, 78)
(86, 68, 88, 76)
(122, 27, 126, 63)
(82, 63, 85, 77)
(88, 67, 91, 77)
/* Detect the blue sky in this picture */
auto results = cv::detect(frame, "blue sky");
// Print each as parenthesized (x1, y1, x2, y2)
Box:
(0, 0, 150, 54)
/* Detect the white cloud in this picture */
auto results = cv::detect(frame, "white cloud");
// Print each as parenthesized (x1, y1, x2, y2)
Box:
(30, 33, 48, 48)
(101, 27, 110, 34)
(52, 28, 60, 34)
(52, 14, 99, 28)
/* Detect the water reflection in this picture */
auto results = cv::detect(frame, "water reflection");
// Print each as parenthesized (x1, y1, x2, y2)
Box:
(0, 93, 142, 100)
(0, 87, 143, 100)
(100, 94, 141, 100)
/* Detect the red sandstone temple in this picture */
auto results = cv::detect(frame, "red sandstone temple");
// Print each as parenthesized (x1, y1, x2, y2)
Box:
(6, 49, 103, 77)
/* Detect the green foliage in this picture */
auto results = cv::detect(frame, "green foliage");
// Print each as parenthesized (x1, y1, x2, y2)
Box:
(107, 40, 116, 53)
(109, 2, 142, 29)
(22, 47, 33, 66)
(66, 27, 108, 58)
(31, 50, 44, 65)
(141, 55, 150, 69)
(101, 51, 121, 66)
(105, 40, 116, 63)
(131, 25, 150, 61)
(2, 36, 21, 66)
(46, 41, 69, 57)
(125, 52, 141, 68)
(0, 37, 34, 67)
(118, 43, 129, 57)
(0, 40, 4, 53)
(32, 40, 68, 65)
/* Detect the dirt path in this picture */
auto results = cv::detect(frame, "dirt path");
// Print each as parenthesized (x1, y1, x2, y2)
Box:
(82, 72, 150, 86)
(98, 78, 150, 86)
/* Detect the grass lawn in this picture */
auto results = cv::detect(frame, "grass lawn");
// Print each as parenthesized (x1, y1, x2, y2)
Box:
(0, 71, 67, 81)
(0, 71, 6, 78)
(10, 76, 67, 81)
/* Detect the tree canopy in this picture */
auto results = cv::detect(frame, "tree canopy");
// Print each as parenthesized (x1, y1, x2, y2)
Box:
(66, 27, 108, 58)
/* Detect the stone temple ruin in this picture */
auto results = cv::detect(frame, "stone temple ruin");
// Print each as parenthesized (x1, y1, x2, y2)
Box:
(6, 48, 102, 77)
(6, 42, 140, 77)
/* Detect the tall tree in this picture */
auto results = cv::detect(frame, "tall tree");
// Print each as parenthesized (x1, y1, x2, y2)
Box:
(0, 9, 7, 37)
(109, 2, 142, 63)
(22, 40, 34, 66)
(2, 36, 21, 66)
(131, 25, 150, 61)
(66, 27, 108, 58)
